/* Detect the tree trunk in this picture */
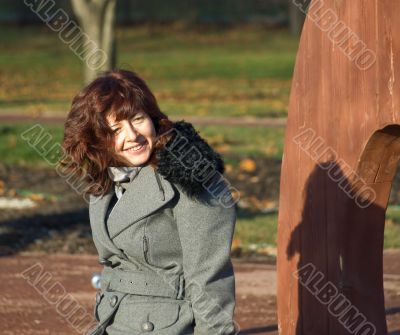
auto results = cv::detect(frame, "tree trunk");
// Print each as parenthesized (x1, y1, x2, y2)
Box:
(71, 0, 117, 84)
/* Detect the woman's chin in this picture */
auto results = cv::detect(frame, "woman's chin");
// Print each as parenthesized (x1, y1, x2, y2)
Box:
(120, 150, 151, 167)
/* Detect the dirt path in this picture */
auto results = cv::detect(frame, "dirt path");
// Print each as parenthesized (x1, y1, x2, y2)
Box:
(1, 252, 400, 334)
(0, 253, 277, 335)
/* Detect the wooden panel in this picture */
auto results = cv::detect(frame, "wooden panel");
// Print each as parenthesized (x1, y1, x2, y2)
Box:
(277, 1, 400, 334)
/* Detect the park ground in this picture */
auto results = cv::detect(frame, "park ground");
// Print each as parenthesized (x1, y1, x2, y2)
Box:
(2, 252, 400, 334)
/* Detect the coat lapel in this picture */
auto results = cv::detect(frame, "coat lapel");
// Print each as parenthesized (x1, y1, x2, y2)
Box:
(89, 191, 123, 260)
(105, 165, 176, 239)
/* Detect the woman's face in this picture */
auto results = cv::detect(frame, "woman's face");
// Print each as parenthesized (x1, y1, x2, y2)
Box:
(106, 111, 156, 167)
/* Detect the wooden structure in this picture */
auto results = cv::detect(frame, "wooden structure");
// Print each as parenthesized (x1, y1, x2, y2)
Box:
(277, 1, 400, 334)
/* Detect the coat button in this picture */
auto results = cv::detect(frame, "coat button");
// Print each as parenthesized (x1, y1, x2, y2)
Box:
(95, 292, 102, 304)
(91, 272, 102, 289)
(99, 258, 112, 266)
(109, 295, 118, 307)
(141, 321, 154, 332)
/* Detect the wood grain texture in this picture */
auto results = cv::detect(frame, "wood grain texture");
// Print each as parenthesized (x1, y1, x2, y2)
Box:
(277, 1, 400, 333)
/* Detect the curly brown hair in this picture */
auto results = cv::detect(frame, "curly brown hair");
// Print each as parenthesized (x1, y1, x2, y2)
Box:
(60, 69, 174, 197)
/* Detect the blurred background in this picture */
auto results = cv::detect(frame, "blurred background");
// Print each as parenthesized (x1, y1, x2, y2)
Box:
(0, 0, 301, 257)
(1, 1, 400, 333)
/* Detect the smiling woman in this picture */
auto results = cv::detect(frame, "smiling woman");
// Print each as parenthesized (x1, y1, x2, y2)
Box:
(60, 70, 174, 196)
(60, 69, 237, 335)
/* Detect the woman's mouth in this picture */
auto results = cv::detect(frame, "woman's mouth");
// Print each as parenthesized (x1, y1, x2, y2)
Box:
(124, 142, 147, 154)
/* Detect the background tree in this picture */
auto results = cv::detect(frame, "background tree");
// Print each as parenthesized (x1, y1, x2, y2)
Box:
(288, 0, 310, 36)
(71, 0, 117, 83)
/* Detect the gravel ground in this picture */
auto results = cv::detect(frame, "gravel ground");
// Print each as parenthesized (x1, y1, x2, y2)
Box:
(1, 252, 400, 334)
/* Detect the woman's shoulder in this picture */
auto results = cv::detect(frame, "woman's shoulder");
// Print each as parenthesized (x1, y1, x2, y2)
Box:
(155, 120, 226, 201)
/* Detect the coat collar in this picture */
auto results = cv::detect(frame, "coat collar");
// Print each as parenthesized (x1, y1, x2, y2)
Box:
(90, 164, 175, 242)
(155, 120, 225, 199)
(89, 120, 225, 259)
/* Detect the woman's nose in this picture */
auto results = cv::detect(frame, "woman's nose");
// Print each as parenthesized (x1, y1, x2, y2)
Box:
(124, 122, 139, 141)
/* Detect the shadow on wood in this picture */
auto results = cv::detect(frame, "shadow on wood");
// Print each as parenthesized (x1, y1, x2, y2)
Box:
(277, 0, 400, 333)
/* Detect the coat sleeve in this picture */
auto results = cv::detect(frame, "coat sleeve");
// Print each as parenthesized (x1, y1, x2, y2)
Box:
(173, 178, 238, 335)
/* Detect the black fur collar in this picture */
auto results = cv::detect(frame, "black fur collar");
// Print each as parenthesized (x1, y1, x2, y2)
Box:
(155, 120, 225, 199)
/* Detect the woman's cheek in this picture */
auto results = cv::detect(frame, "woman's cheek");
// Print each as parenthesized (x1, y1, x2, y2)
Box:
(114, 136, 124, 153)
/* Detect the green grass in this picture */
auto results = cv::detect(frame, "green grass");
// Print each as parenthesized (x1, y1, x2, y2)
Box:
(0, 24, 297, 118)
(0, 123, 64, 167)
(196, 125, 285, 161)
(234, 210, 278, 249)
(234, 206, 400, 253)
(385, 206, 400, 248)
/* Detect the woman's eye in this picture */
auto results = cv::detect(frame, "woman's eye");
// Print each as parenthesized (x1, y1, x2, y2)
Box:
(113, 128, 120, 134)
(132, 116, 143, 122)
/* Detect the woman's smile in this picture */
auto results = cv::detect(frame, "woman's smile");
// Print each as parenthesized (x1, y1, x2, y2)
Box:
(107, 111, 156, 166)
(124, 141, 147, 153)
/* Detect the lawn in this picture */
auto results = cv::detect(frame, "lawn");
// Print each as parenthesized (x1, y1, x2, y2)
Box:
(234, 207, 400, 255)
(0, 24, 297, 118)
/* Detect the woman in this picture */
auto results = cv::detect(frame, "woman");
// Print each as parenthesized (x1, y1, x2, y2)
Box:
(61, 69, 237, 335)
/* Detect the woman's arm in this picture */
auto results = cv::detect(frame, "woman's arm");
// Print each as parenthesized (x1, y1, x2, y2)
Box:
(173, 178, 238, 335)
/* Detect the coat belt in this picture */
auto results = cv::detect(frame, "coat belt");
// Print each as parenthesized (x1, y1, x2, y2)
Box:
(105, 269, 185, 300)
(87, 270, 185, 335)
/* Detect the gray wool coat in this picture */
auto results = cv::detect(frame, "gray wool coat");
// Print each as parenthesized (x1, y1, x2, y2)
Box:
(87, 121, 237, 335)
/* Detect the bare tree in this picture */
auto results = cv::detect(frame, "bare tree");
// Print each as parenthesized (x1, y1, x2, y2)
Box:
(71, 0, 117, 83)
(288, 0, 310, 36)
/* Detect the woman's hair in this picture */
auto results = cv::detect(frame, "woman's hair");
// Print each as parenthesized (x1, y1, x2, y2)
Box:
(60, 69, 174, 197)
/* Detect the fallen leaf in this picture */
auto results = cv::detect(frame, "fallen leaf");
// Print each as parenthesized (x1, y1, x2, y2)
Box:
(239, 158, 256, 173)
